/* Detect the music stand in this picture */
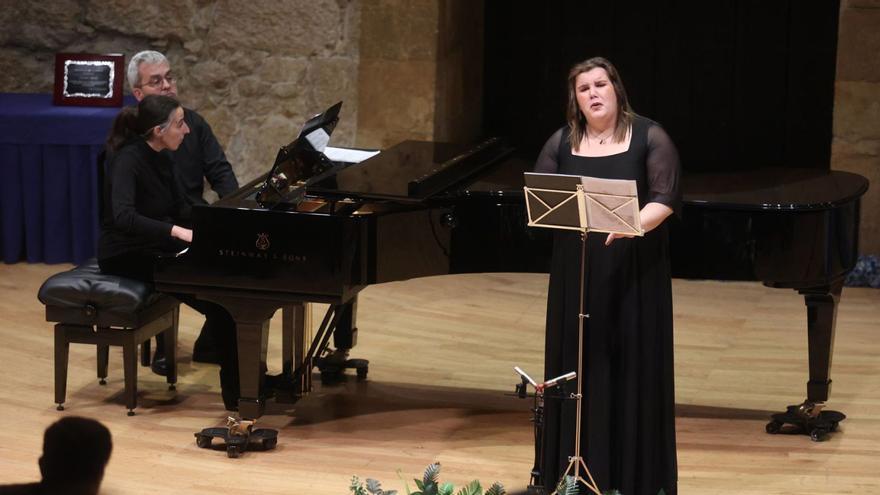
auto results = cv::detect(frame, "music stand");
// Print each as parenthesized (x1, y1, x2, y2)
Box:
(523, 172, 642, 495)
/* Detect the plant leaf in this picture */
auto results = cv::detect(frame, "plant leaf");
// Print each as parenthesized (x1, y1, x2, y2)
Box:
(455, 480, 482, 495)
(424, 463, 441, 484)
(439, 482, 455, 495)
(556, 475, 578, 495)
(350, 476, 368, 495)
(366, 478, 383, 495)
(485, 482, 505, 495)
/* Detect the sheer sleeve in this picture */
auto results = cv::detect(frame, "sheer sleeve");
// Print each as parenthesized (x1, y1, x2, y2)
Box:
(645, 123, 682, 216)
(533, 128, 565, 173)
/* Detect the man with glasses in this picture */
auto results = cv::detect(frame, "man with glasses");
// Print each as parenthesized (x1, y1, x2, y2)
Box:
(127, 50, 239, 375)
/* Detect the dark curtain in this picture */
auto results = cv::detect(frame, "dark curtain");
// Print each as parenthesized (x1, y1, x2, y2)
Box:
(483, 0, 840, 172)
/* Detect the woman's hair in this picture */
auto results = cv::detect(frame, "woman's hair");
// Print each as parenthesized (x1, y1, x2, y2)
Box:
(106, 94, 180, 152)
(566, 57, 635, 151)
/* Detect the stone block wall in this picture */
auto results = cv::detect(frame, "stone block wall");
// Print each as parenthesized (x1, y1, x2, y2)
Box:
(834, 0, 880, 254)
(0, 0, 361, 186)
(355, 0, 483, 149)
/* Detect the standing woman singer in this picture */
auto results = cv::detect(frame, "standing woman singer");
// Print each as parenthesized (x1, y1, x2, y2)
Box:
(534, 57, 681, 495)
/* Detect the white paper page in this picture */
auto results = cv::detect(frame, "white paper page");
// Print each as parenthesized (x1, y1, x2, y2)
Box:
(324, 146, 381, 163)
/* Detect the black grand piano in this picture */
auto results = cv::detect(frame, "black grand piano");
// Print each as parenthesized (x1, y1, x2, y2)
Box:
(155, 107, 867, 440)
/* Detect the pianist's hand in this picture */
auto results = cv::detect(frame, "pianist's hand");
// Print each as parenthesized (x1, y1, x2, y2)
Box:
(171, 225, 193, 243)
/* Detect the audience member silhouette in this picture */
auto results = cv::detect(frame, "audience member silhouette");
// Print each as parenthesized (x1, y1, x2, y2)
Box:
(0, 417, 112, 495)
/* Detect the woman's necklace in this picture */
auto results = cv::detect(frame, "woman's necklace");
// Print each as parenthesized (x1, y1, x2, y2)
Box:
(587, 127, 615, 145)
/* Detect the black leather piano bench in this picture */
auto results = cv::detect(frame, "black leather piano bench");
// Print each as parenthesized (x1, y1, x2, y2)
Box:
(37, 259, 179, 416)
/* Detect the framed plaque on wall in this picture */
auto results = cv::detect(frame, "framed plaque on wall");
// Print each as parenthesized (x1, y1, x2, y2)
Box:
(53, 53, 125, 107)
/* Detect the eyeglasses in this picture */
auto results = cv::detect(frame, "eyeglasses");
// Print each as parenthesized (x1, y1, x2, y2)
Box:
(139, 74, 177, 88)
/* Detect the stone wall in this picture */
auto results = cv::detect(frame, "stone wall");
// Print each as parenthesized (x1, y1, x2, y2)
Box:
(833, 0, 880, 254)
(355, 0, 483, 149)
(0, 0, 361, 186)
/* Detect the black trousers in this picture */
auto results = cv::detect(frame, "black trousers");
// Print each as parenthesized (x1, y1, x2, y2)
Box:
(98, 253, 240, 406)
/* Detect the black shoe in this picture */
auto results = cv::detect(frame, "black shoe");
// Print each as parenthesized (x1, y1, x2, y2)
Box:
(151, 356, 169, 377)
(192, 336, 221, 364)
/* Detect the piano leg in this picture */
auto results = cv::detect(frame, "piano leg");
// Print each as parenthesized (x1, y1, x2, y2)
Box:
(766, 280, 846, 441)
(801, 279, 842, 405)
(334, 297, 358, 349)
(199, 295, 280, 420)
(235, 317, 271, 420)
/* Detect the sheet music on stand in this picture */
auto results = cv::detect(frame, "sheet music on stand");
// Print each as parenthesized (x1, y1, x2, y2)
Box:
(523, 172, 643, 236)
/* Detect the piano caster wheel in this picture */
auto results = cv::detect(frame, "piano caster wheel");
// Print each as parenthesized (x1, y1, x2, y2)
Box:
(99, 378, 107, 385)
(768, 404, 845, 440)
(127, 410, 135, 417)
(194, 422, 277, 457)
(227, 445, 241, 458)
(56, 404, 64, 411)
(168, 384, 176, 391)
(196, 434, 212, 449)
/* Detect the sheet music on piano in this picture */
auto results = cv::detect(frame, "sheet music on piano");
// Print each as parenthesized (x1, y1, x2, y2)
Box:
(256, 102, 344, 208)
(324, 146, 380, 164)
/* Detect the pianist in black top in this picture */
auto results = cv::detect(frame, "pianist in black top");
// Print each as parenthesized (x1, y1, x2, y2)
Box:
(533, 57, 681, 495)
(97, 94, 241, 410)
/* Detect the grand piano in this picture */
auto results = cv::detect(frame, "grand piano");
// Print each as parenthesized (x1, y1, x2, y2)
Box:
(154, 107, 868, 438)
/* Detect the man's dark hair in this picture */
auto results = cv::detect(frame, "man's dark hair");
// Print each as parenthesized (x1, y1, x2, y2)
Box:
(39, 417, 112, 486)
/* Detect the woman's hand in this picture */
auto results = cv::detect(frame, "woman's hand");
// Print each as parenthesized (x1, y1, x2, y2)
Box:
(605, 232, 635, 246)
(604, 202, 674, 246)
(171, 225, 193, 243)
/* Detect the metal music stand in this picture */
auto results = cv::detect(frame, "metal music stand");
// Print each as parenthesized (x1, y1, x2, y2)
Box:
(523, 172, 643, 495)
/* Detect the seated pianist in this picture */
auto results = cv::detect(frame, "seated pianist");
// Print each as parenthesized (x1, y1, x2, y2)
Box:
(97, 94, 242, 411)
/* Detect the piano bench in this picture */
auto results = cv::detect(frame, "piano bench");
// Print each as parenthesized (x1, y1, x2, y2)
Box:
(37, 259, 179, 416)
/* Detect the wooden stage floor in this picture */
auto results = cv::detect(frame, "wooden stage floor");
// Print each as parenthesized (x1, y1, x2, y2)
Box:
(0, 263, 878, 494)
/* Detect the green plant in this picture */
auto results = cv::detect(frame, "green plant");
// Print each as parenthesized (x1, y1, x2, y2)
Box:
(554, 475, 620, 495)
(351, 464, 665, 495)
(349, 463, 504, 495)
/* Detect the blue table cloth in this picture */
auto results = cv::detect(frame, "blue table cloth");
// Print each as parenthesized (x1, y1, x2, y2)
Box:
(0, 93, 134, 264)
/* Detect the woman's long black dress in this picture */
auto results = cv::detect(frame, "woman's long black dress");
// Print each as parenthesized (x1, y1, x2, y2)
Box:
(534, 116, 681, 495)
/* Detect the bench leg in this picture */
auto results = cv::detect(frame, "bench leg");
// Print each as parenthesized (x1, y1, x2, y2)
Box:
(140, 338, 151, 367)
(122, 342, 138, 416)
(165, 307, 179, 390)
(54, 325, 71, 410)
(97, 343, 109, 385)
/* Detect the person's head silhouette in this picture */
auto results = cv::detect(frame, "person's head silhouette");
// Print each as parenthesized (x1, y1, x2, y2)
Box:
(38, 417, 112, 494)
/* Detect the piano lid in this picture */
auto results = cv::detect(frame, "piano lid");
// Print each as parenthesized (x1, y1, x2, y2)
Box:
(683, 168, 869, 211)
(307, 138, 513, 202)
